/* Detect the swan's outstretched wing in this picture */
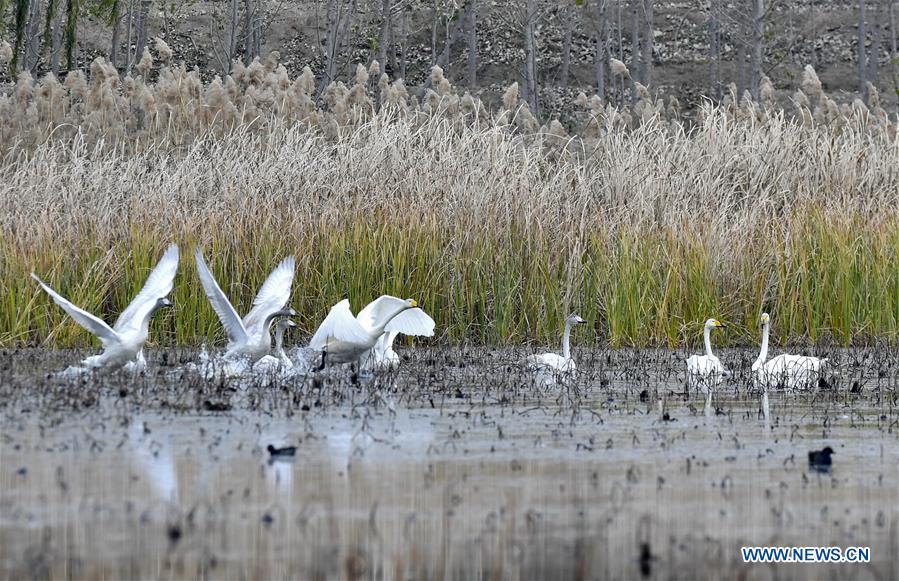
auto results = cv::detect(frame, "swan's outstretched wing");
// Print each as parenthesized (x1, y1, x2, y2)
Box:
(31, 273, 120, 346)
(242, 256, 295, 336)
(114, 244, 179, 334)
(309, 299, 371, 350)
(356, 295, 407, 332)
(384, 308, 435, 336)
(195, 249, 247, 346)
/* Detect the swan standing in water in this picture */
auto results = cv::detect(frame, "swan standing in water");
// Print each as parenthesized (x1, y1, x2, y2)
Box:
(525, 314, 586, 375)
(195, 250, 296, 363)
(754, 312, 827, 390)
(309, 296, 428, 370)
(685, 318, 730, 397)
(254, 318, 296, 373)
(357, 295, 435, 370)
(31, 244, 179, 370)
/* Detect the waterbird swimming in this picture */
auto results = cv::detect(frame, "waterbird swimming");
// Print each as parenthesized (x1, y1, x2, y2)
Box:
(267, 444, 297, 458)
(808, 446, 835, 473)
(31, 244, 179, 370)
(685, 318, 730, 396)
(525, 313, 586, 375)
(194, 249, 296, 363)
(754, 312, 828, 390)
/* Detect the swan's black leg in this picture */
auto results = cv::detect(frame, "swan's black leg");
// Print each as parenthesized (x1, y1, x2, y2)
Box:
(317, 350, 327, 372)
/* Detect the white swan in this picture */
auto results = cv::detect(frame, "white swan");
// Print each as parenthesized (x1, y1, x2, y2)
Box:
(357, 295, 435, 370)
(31, 244, 179, 370)
(309, 296, 427, 369)
(685, 318, 730, 394)
(754, 312, 827, 390)
(195, 250, 296, 363)
(525, 314, 586, 374)
(253, 318, 296, 373)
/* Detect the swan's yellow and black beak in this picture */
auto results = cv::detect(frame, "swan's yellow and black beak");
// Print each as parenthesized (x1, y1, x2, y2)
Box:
(161, 298, 173, 308)
(714, 319, 726, 328)
(409, 299, 418, 308)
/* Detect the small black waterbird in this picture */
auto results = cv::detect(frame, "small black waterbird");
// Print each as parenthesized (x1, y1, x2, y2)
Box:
(808, 446, 834, 473)
(267, 444, 297, 458)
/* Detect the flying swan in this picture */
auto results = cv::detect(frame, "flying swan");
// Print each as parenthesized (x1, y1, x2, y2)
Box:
(309, 296, 430, 369)
(195, 250, 296, 363)
(685, 318, 730, 394)
(525, 313, 586, 375)
(753, 312, 827, 390)
(31, 244, 179, 370)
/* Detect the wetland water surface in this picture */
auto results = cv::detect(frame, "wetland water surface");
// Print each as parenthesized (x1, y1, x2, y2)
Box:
(1, 347, 899, 579)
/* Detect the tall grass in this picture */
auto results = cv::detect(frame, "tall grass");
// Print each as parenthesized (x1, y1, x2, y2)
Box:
(0, 49, 897, 348)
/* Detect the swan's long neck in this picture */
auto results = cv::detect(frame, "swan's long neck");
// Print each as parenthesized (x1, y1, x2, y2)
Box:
(753, 322, 769, 371)
(137, 301, 167, 339)
(274, 323, 287, 356)
(371, 306, 409, 338)
(703, 326, 714, 358)
(561, 320, 573, 359)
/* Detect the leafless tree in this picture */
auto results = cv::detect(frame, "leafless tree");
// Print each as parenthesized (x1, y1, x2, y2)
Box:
(709, 0, 721, 99)
(522, 0, 539, 113)
(24, 0, 43, 72)
(559, 0, 576, 88)
(465, 0, 477, 85)
(891, 0, 898, 110)
(317, 0, 357, 99)
(594, 0, 608, 99)
(859, 0, 868, 102)
(641, 0, 653, 86)
(868, 0, 883, 89)
(109, 0, 121, 69)
(750, 0, 764, 99)
(630, 0, 640, 86)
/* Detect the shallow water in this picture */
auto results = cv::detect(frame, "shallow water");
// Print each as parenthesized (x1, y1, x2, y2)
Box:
(1, 347, 899, 579)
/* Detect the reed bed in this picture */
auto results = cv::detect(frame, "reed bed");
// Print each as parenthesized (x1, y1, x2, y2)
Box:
(1, 44, 897, 348)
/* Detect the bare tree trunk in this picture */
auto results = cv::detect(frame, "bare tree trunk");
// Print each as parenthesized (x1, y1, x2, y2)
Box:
(244, 0, 255, 63)
(42, 0, 59, 64)
(24, 0, 43, 73)
(630, 0, 640, 86)
(134, 0, 151, 67)
(50, 7, 62, 75)
(110, 0, 121, 69)
(868, 1, 883, 89)
(891, 0, 898, 111)
(430, 2, 438, 65)
(399, 7, 408, 78)
(859, 0, 868, 102)
(750, 0, 764, 99)
(642, 0, 653, 86)
(10, 0, 30, 75)
(810, 0, 817, 66)
(560, 0, 575, 88)
(595, 0, 607, 99)
(125, 0, 135, 72)
(617, 0, 624, 105)
(709, 0, 721, 99)
(466, 0, 477, 85)
(226, 0, 239, 72)
(523, 0, 539, 115)
(317, 0, 356, 99)
(736, 42, 745, 97)
(64, 0, 79, 71)
(376, 0, 392, 72)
